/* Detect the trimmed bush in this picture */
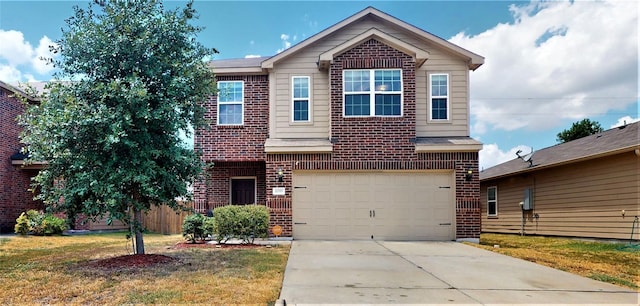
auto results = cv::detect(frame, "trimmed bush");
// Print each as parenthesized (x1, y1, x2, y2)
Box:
(203, 217, 216, 237)
(14, 212, 30, 236)
(182, 213, 207, 243)
(213, 205, 269, 244)
(14, 210, 66, 236)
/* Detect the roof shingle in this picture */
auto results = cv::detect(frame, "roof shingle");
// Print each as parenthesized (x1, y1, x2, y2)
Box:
(480, 121, 640, 180)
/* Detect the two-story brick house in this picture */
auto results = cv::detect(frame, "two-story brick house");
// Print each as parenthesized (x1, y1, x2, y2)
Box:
(194, 7, 484, 240)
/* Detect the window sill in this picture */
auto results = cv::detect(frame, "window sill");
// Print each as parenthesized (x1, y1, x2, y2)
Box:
(428, 119, 452, 124)
(289, 121, 313, 126)
(342, 116, 404, 120)
(487, 216, 499, 219)
(217, 124, 245, 128)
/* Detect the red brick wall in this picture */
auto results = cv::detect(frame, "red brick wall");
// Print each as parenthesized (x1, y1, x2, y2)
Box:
(0, 86, 43, 233)
(330, 39, 417, 161)
(194, 75, 269, 204)
(198, 161, 266, 209)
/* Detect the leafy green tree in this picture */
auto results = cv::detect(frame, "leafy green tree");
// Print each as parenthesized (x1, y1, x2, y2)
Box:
(19, 0, 216, 254)
(556, 119, 604, 143)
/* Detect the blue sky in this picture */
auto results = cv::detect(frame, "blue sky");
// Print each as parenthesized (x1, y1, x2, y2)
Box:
(1, 0, 638, 169)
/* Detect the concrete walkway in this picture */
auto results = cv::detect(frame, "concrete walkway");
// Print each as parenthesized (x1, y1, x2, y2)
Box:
(279, 241, 638, 305)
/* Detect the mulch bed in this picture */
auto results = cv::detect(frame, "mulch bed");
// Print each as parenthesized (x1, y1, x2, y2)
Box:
(84, 254, 177, 269)
(76, 241, 265, 272)
(171, 241, 264, 250)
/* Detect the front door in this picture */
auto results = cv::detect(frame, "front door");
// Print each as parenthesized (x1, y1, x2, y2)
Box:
(231, 178, 256, 205)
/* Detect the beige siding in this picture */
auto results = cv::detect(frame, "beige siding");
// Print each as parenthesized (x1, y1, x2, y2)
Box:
(270, 15, 471, 139)
(480, 152, 640, 240)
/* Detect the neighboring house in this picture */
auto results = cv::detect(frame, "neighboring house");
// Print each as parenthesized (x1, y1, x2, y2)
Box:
(0, 81, 44, 233)
(0, 81, 127, 232)
(480, 122, 640, 240)
(194, 7, 484, 241)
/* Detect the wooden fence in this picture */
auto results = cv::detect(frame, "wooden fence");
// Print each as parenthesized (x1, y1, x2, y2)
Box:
(142, 203, 193, 235)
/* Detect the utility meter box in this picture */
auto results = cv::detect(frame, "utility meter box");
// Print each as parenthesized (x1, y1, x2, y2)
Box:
(523, 188, 534, 210)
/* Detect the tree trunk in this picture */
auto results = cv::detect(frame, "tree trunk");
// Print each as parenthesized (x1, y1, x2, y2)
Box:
(134, 208, 145, 254)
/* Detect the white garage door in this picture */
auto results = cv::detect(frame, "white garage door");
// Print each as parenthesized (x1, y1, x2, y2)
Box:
(292, 171, 455, 240)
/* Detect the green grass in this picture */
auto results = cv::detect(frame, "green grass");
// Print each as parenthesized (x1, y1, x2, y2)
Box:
(0, 233, 290, 304)
(470, 234, 639, 290)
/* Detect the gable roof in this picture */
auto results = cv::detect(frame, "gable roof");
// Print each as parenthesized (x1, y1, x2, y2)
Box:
(317, 27, 430, 69)
(261, 6, 484, 71)
(480, 121, 640, 181)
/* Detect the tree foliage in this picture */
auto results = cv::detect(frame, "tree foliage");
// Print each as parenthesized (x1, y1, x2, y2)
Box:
(19, 0, 217, 254)
(556, 119, 604, 143)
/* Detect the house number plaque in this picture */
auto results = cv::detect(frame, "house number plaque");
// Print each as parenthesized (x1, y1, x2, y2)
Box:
(272, 187, 285, 195)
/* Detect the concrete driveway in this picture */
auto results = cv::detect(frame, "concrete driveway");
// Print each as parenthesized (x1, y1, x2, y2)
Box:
(278, 241, 638, 305)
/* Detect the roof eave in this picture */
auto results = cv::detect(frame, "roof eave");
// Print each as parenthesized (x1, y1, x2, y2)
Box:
(212, 67, 267, 75)
(480, 145, 639, 181)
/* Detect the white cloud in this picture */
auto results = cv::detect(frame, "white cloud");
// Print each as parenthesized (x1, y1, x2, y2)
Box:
(277, 33, 294, 53)
(244, 54, 261, 58)
(610, 116, 640, 128)
(0, 30, 57, 82)
(31, 36, 56, 74)
(0, 30, 34, 65)
(480, 143, 532, 170)
(450, 0, 638, 134)
(0, 65, 23, 81)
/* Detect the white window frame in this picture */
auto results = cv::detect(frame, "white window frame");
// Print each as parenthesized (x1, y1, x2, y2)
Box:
(429, 73, 450, 121)
(291, 76, 311, 123)
(343, 69, 403, 117)
(217, 81, 244, 125)
(487, 186, 498, 217)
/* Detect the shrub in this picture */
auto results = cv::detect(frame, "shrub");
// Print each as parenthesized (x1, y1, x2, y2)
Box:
(14, 210, 67, 236)
(40, 215, 67, 235)
(182, 213, 207, 243)
(14, 212, 30, 236)
(203, 217, 216, 237)
(213, 205, 269, 244)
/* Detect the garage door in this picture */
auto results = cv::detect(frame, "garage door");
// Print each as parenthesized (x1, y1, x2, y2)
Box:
(292, 171, 455, 240)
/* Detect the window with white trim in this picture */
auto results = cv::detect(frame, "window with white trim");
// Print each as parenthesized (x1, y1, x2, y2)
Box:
(487, 186, 498, 217)
(430, 73, 449, 120)
(217, 81, 244, 125)
(343, 69, 402, 117)
(292, 76, 310, 122)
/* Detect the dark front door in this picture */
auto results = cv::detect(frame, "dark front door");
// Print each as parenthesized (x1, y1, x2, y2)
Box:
(231, 178, 255, 205)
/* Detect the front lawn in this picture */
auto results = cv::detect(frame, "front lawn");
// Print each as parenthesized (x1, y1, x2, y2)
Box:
(0, 233, 289, 304)
(470, 233, 639, 290)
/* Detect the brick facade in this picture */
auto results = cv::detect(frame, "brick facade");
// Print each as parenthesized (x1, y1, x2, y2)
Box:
(0, 86, 43, 233)
(193, 75, 270, 209)
(330, 39, 417, 161)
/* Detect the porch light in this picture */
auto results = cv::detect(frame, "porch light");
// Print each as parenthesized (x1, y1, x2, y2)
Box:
(276, 167, 284, 182)
(465, 168, 473, 182)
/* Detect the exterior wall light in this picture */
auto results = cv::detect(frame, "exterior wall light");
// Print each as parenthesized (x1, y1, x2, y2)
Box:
(465, 168, 473, 181)
(276, 167, 284, 182)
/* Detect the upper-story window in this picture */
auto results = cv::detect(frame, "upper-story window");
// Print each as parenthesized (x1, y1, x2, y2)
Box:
(292, 76, 310, 122)
(217, 81, 244, 125)
(343, 69, 402, 117)
(430, 73, 449, 120)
